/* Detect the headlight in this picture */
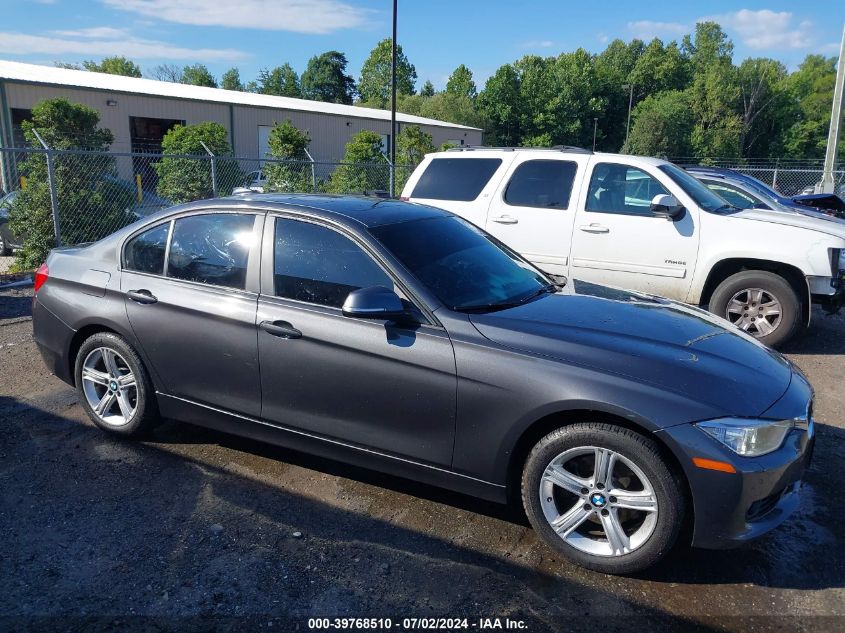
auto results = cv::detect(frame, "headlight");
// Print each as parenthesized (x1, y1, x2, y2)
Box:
(695, 417, 794, 456)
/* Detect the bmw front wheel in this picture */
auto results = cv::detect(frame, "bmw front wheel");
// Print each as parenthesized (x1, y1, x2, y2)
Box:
(522, 423, 685, 574)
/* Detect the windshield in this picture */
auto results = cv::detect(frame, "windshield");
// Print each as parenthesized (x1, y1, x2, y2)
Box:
(660, 164, 731, 212)
(370, 216, 551, 312)
(740, 174, 781, 199)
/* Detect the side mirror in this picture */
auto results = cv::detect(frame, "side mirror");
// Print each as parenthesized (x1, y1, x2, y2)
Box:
(650, 194, 684, 220)
(342, 286, 408, 321)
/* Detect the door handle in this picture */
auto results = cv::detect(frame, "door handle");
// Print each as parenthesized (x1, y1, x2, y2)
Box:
(259, 320, 302, 339)
(126, 289, 158, 304)
(491, 215, 519, 225)
(579, 223, 610, 234)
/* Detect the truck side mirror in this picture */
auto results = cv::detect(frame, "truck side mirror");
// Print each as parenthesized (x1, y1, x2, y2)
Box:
(650, 194, 685, 220)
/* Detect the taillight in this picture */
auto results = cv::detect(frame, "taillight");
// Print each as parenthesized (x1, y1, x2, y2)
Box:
(34, 263, 49, 292)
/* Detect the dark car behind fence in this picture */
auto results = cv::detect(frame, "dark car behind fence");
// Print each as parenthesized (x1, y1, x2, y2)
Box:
(0, 145, 415, 279)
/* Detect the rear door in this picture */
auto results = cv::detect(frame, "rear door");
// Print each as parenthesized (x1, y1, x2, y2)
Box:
(121, 210, 263, 416)
(405, 155, 509, 227)
(569, 160, 700, 300)
(483, 155, 586, 276)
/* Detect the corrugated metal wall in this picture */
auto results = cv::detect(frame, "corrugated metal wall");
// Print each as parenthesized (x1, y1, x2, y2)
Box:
(3, 82, 482, 161)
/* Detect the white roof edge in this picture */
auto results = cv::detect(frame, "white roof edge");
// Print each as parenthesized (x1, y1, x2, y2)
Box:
(0, 60, 481, 132)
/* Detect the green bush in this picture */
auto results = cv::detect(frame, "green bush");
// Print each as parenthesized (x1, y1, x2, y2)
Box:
(7, 98, 134, 270)
(154, 122, 242, 203)
(395, 125, 434, 192)
(327, 130, 389, 194)
(263, 120, 314, 193)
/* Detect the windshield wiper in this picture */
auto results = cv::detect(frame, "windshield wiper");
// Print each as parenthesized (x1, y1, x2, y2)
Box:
(454, 283, 557, 313)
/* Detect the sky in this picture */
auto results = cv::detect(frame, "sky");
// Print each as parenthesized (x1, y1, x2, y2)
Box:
(0, 0, 842, 90)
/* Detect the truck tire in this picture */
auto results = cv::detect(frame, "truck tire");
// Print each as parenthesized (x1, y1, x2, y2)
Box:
(708, 270, 802, 348)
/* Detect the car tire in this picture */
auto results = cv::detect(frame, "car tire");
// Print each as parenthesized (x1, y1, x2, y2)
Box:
(0, 231, 10, 256)
(708, 270, 802, 348)
(521, 423, 685, 575)
(74, 332, 160, 437)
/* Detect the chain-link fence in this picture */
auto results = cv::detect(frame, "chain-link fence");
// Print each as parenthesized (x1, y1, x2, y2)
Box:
(671, 157, 845, 197)
(0, 145, 416, 279)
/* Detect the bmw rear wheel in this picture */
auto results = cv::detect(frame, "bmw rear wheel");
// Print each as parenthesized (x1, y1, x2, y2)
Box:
(522, 423, 685, 574)
(75, 332, 159, 436)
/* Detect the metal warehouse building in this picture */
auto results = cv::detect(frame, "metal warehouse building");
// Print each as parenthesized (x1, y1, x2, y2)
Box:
(0, 59, 481, 164)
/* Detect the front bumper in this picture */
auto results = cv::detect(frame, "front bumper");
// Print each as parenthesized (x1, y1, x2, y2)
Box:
(809, 272, 845, 314)
(656, 375, 815, 549)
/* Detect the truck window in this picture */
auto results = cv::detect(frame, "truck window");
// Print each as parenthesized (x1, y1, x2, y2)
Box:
(586, 163, 668, 216)
(702, 180, 761, 209)
(504, 160, 577, 209)
(411, 158, 502, 201)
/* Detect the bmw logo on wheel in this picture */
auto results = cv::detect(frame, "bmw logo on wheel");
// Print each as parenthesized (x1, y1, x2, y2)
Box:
(591, 493, 607, 507)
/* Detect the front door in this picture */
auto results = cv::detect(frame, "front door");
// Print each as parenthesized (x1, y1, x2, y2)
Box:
(569, 161, 699, 300)
(121, 211, 263, 416)
(484, 156, 584, 277)
(257, 215, 457, 466)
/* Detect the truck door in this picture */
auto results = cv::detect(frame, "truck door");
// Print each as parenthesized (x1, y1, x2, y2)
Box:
(484, 155, 586, 277)
(568, 160, 699, 300)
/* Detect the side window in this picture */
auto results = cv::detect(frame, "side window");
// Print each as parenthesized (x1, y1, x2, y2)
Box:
(274, 218, 393, 308)
(704, 181, 761, 209)
(586, 163, 669, 216)
(124, 222, 171, 275)
(167, 213, 255, 289)
(411, 158, 502, 201)
(504, 160, 577, 209)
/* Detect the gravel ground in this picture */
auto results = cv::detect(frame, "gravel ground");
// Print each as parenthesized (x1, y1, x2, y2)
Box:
(1, 284, 843, 632)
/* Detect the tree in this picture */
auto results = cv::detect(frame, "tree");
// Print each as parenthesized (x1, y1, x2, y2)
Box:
(255, 64, 301, 97)
(623, 90, 694, 157)
(221, 68, 244, 91)
(736, 58, 790, 157)
(395, 125, 435, 190)
(263, 120, 313, 192)
(781, 55, 842, 159)
(685, 22, 741, 158)
(446, 64, 477, 100)
(301, 51, 355, 104)
(419, 91, 485, 129)
(420, 80, 436, 97)
(154, 122, 240, 203)
(327, 130, 388, 193)
(181, 64, 217, 88)
(82, 56, 142, 77)
(477, 64, 522, 145)
(149, 64, 182, 82)
(7, 98, 133, 269)
(358, 39, 417, 108)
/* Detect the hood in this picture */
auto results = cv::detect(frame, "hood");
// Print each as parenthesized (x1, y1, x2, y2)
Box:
(731, 205, 845, 239)
(792, 193, 845, 215)
(468, 281, 794, 418)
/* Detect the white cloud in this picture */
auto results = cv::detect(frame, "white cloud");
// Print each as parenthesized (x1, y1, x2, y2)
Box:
(707, 9, 813, 50)
(520, 40, 555, 49)
(102, 0, 371, 34)
(0, 31, 248, 61)
(597, 33, 609, 44)
(627, 20, 688, 40)
(51, 27, 131, 39)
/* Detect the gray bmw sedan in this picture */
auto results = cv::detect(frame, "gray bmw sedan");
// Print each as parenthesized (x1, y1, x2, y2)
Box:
(32, 194, 814, 574)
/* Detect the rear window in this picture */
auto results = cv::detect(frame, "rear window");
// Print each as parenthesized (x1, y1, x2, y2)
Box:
(411, 158, 502, 201)
(504, 160, 577, 209)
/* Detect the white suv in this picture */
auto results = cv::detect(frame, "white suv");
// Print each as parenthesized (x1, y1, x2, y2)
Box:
(402, 147, 845, 346)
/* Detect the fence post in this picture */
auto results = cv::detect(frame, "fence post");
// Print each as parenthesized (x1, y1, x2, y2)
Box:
(772, 158, 780, 192)
(304, 148, 317, 193)
(200, 141, 218, 197)
(32, 130, 61, 247)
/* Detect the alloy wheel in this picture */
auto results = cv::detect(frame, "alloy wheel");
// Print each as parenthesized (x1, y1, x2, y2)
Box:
(539, 446, 658, 557)
(725, 287, 782, 337)
(81, 347, 138, 426)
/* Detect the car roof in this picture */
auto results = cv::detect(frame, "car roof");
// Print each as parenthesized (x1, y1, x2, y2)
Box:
(214, 193, 451, 228)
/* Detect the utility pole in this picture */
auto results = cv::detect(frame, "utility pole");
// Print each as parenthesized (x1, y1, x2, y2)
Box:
(592, 118, 598, 151)
(389, 0, 397, 198)
(623, 83, 634, 146)
(820, 23, 845, 194)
